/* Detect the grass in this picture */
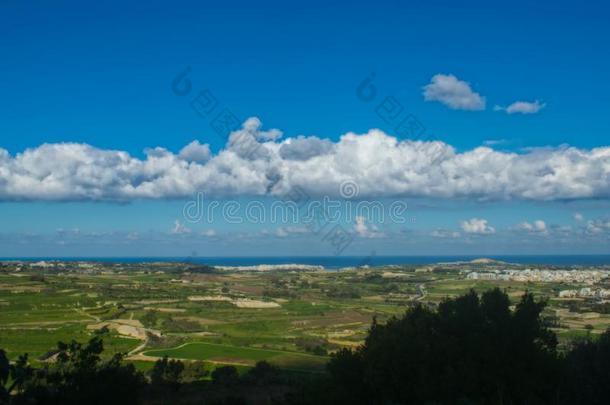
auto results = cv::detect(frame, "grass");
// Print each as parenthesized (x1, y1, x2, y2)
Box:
(0, 326, 138, 361)
(144, 341, 328, 371)
(127, 359, 252, 378)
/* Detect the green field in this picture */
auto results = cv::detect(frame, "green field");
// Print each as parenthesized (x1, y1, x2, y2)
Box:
(2, 260, 610, 371)
(145, 341, 328, 370)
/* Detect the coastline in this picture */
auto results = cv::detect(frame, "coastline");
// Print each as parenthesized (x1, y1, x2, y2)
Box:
(3, 254, 610, 268)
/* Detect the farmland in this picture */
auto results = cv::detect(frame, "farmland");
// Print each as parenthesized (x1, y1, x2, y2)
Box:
(2, 259, 610, 372)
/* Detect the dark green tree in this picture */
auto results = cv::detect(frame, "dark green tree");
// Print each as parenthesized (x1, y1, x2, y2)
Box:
(562, 328, 610, 404)
(0, 350, 8, 404)
(12, 337, 144, 405)
(150, 355, 184, 391)
(182, 361, 207, 382)
(328, 289, 559, 404)
(211, 366, 239, 386)
(244, 361, 279, 385)
(0, 351, 33, 403)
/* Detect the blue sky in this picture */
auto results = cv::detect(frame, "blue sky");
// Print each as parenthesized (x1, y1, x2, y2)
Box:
(1, 0, 610, 256)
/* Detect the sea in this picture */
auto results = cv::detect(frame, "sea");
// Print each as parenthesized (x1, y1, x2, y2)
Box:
(3, 255, 610, 269)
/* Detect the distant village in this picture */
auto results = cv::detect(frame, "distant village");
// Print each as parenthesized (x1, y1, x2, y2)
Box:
(464, 268, 610, 284)
(464, 268, 610, 300)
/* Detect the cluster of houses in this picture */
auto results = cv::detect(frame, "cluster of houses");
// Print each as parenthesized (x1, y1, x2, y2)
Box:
(558, 288, 610, 299)
(465, 269, 610, 285)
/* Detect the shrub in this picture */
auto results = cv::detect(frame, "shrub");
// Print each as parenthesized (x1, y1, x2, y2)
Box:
(211, 366, 239, 386)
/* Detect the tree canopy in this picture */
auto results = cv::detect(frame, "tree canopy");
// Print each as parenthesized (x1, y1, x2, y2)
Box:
(327, 289, 561, 404)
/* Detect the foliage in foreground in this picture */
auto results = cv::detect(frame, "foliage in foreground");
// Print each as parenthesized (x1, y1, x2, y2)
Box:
(1, 337, 144, 405)
(321, 288, 610, 405)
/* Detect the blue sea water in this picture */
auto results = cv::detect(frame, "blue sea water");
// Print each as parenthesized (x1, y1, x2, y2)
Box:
(3, 255, 610, 268)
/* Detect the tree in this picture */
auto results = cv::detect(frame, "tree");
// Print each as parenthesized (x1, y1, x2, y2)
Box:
(11, 337, 144, 404)
(6, 354, 32, 397)
(182, 361, 207, 382)
(0, 351, 33, 404)
(0, 350, 9, 403)
(141, 310, 158, 328)
(326, 348, 367, 404)
(327, 289, 559, 404)
(562, 328, 610, 404)
(150, 356, 184, 391)
(211, 366, 239, 386)
(244, 361, 279, 385)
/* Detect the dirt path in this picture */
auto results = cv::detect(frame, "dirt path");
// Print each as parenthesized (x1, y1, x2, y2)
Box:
(74, 307, 101, 322)
(126, 352, 253, 368)
(139, 341, 326, 359)
(416, 283, 427, 301)
(128, 339, 149, 356)
(0, 320, 89, 327)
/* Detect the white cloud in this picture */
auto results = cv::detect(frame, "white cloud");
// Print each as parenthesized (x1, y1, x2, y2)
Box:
(354, 216, 385, 238)
(517, 220, 548, 234)
(573, 212, 584, 221)
(171, 220, 191, 235)
(2, 117, 610, 202)
(242, 117, 283, 141)
(431, 229, 460, 238)
(201, 229, 217, 237)
(279, 136, 334, 161)
(495, 100, 545, 114)
(460, 218, 495, 235)
(585, 218, 610, 235)
(423, 74, 486, 110)
(262, 226, 310, 238)
(126, 232, 139, 240)
(179, 140, 211, 163)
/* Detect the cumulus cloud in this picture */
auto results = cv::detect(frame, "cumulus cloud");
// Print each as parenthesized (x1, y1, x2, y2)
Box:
(495, 100, 545, 114)
(242, 117, 283, 141)
(585, 218, 610, 235)
(279, 136, 334, 161)
(460, 218, 495, 235)
(179, 140, 211, 163)
(423, 74, 486, 110)
(517, 220, 548, 234)
(354, 216, 385, 238)
(2, 117, 610, 202)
